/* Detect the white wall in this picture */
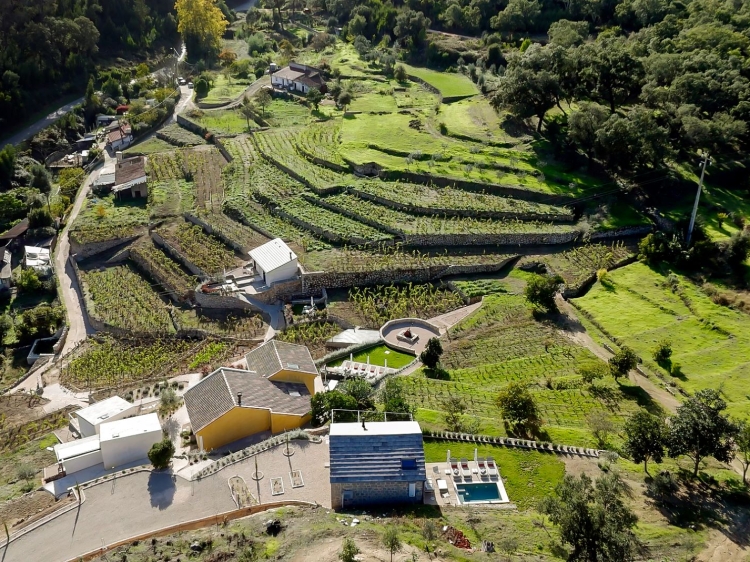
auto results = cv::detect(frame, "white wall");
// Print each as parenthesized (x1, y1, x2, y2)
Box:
(78, 404, 139, 438)
(78, 417, 97, 438)
(100, 428, 162, 469)
(263, 259, 298, 286)
(63, 449, 103, 474)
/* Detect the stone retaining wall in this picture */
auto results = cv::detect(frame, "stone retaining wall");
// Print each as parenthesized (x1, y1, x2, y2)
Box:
(222, 202, 279, 240)
(249, 277, 304, 304)
(589, 225, 652, 240)
(402, 229, 579, 247)
(176, 114, 207, 137)
(184, 213, 246, 254)
(300, 194, 402, 238)
(296, 145, 350, 173)
(331, 480, 423, 511)
(70, 234, 142, 260)
(129, 248, 187, 304)
(349, 188, 574, 222)
(194, 290, 259, 311)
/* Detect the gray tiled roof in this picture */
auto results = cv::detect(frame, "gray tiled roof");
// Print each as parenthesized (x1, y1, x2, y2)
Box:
(245, 340, 317, 379)
(329, 423, 427, 484)
(183, 367, 311, 432)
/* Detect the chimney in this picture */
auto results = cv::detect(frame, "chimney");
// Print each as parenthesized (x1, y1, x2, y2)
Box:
(116, 151, 123, 162)
(237, 392, 242, 406)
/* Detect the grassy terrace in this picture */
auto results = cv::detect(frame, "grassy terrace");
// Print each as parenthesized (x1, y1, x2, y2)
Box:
(199, 74, 252, 105)
(402, 293, 645, 446)
(573, 262, 750, 418)
(279, 197, 393, 242)
(438, 97, 526, 146)
(355, 180, 573, 218)
(148, 179, 195, 218)
(190, 109, 252, 135)
(156, 123, 206, 147)
(322, 193, 578, 236)
(296, 120, 347, 165)
(71, 195, 149, 244)
(400, 64, 479, 98)
(327, 344, 414, 369)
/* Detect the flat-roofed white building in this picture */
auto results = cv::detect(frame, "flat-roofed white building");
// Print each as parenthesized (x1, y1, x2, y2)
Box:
(99, 413, 162, 469)
(53, 435, 103, 475)
(249, 238, 298, 286)
(72, 396, 139, 437)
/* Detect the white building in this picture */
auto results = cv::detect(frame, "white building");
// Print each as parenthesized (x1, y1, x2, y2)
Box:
(99, 413, 163, 469)
(71, 396, 139, 438)
(53, 413, 163, 476)
(23, 246, 52, 276)
(249, 238, 299, 286)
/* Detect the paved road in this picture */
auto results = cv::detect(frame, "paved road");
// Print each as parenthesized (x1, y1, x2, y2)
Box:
(0, 97, 85, 150)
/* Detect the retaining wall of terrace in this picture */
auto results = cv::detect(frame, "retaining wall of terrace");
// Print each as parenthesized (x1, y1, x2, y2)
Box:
(176, 114, 207, 137)
(222, 202, 279, 241)
(300, 194, 403, 238)
(183, 213, 246, 254)
(70, 233, 142, 260)
(150, 230, 209, 280)
(272, 206, 394, 248)
(589, 225, 652, 240)
(128, 249, 189, 304)
(402, 230, 580, 247)
(296, 145, 351, 173)
(348, 188, 575, 222)
(250, 277, 304, 304)
(194, 290, 259, 311)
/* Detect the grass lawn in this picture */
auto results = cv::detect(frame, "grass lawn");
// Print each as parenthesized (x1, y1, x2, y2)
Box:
(124, 137, 175, 155)
(327, 344, 414, 369)
(423, 441, 565, 510)
(192, 109, 251, 135)
(438, 97, 520, 145)
(573, 261, 750, 418)
(402, 294, 647, 447)
(265, 99, 312, 127)
(400, 64, 479, 98)
(200, 74, 252, 105)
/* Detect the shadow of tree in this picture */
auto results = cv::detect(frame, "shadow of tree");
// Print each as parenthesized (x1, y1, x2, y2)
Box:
(148, 471, 176, 510)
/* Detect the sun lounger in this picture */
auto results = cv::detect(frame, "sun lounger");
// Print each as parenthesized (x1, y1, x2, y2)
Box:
(460, 458, 472, 478)
(486, 457, 498, 477)
(476, 457, 488, 476)
(437, 479, 449, 497)
(449, 458, 460, 478)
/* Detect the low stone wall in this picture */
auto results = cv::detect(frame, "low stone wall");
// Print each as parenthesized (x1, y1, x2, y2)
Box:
(380, 317, 440, 354)
(194, 290, 259, 311)
(129, 248, 187, 304)
(249, 277, 304, 304)
(296, 145, 351, 173)
(402, 230, 579, 247)
(349, 188, 575, 222)
(151, 230, 209, 280)
(300, 194, 403, 238)
(184, 213, 246, 254)
(561, 254, 638, 299)
(176, 114, 208, 137)
(407, 74, 442, 99)
(331, 481, 423, 511)
(222, 202, 278, 240)
(213, 137, 233, 163)
(589, 225, 652, 240)
(70, 234, 142, 260)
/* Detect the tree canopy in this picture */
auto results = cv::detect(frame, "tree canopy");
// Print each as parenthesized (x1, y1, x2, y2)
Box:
(175, 0, 229, 61)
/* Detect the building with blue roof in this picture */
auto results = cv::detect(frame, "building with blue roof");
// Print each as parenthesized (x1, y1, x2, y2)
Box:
(329, 420, 426, 510)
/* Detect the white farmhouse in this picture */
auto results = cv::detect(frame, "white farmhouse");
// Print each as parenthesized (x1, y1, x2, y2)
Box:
(249, 238, 299, 286)
(71, 396, 139, 438)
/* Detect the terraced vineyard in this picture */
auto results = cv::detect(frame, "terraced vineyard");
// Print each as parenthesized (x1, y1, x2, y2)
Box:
(196, 212, 270, 251)
(295, 121, 347, 166)
(129, 240, 197, 301)
(156, 223, 242, 276)
(79, 265, 174, 334)
(148, 179, 194, 218)
(61, 336, 196, 389)
(401, 294, 643, 445)
(531, 242, 635, 290)
(348, 283, 464, 326)
(147, 152, 185, 181)
(184, 147, 228, 212)
(279, 197, 393, 243)
(323, 193, 577, 237)
(355, 181, 572, 219)
(222, 135, 258, 166)
(253, 129, 348, 190)
(156, 124, 207, 147)
(276, 321, 342, 359)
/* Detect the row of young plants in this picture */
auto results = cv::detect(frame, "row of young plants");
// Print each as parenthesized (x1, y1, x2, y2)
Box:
(294, 120, 347, 166)
(129, 240, 197, 301)
(147, 151, 186, 181)
(540, 242, 635, 290)
(156, 223, 239, 276)
(354, 180, 573, 219)
(348, 283, 464, 326)
(194, 211, 270, 251)
(275, 320, 342, 359)
(61, 336, 195, 389)
(323, 193, 577, 236)
(80, 264, 175, 334)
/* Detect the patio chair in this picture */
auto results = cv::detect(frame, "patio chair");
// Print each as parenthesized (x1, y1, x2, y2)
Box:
(476, 457, 488, 476)
(486, 457, 498, 477)
(460, 458, 472, 478)
(449, 458, 460, 478)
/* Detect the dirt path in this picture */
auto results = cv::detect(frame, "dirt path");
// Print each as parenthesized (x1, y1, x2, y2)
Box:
(555, 296, 681, 413)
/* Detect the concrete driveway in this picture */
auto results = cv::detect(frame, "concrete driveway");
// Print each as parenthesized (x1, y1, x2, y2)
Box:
(0, 440, 330, 562)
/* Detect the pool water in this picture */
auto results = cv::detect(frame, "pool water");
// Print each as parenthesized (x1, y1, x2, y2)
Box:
(456, 482, 501, 502)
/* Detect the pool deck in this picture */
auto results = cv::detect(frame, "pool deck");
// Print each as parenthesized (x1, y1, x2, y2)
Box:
(424, 461, 511, 507)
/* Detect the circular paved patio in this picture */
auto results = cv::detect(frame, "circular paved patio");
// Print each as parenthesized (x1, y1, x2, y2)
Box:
(380, 318, 441, 356)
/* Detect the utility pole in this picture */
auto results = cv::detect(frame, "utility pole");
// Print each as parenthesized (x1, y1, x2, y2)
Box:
(686, 152, 711, 246)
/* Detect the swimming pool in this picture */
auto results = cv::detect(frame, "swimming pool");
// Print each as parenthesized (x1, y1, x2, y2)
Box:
(455, 482, 509, 504)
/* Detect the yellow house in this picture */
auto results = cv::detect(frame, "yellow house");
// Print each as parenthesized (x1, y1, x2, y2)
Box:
(183, 340, 323, 451)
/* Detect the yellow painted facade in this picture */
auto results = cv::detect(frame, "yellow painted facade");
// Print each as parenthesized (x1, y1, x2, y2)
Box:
(271, 412, 310, 434)
(197, 406, 271, 451)
(268, 369, 318, 394)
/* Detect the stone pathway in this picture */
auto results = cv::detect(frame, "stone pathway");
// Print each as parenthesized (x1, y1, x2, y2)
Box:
(429, 301, 483, 333)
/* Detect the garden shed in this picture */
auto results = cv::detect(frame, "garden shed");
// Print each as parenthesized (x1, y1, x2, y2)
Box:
(72, 395, 139, 437)
(329, 420, 426, 510)
(249, 238, 298, 286)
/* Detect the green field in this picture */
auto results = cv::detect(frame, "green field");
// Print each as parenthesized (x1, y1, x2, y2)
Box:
(199, 74, 252, 105)
(327, 344, 415, 369)
(438, 97, 520, 145)
(401, 293, 646, 446)
(573, 261, 750, 418)
(401, 64, 479, 98)
(190, 109, 250, 135)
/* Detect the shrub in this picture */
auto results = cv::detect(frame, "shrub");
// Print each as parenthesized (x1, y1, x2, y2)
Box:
(148, 438, 175, 470)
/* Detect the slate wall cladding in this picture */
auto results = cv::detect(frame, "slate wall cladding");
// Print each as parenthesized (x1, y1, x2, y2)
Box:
(330, 481, 424, 510)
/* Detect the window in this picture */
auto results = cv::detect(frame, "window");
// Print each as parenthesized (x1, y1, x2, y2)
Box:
(401, 459, 417, 470)
(342, 489, 353, 500)
(408, 483, 416, 497)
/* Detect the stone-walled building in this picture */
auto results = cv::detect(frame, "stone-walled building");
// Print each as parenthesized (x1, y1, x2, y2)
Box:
(329, 420, 426, 510)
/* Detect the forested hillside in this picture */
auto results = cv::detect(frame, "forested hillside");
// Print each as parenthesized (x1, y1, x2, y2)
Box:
(320, 0, 749, 173)
(0, 0, 180, 130)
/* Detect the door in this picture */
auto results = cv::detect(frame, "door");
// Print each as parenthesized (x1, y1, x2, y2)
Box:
(408, 483, 416, 498)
